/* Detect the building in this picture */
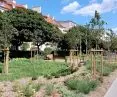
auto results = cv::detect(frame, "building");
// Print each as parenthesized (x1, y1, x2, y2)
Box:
(57, 21, 77, 31)
(32, 6, 77, 33)
(32, 6, 42, 13)
(43, 15, 77, 33)
(0, 0, 27, 12)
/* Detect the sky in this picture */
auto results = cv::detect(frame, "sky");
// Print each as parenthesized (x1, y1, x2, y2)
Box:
(16, 0, 117, 32)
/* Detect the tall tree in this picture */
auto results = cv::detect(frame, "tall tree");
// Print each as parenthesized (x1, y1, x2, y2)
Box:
(6, 8, 62, 51)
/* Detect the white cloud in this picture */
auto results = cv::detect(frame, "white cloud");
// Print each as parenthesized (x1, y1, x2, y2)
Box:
(61, 1, 80, 13)
(74, 3, 101, 16)
(61, 0, 117, 16)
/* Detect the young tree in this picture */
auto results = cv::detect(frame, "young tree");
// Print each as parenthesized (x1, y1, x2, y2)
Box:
(89, 10, 106, 49)
(0, 12, 18, 74)
(58, 26, 88, 52)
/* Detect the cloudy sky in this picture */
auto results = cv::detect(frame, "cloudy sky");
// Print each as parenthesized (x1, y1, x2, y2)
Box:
(17, 0, 117, 32)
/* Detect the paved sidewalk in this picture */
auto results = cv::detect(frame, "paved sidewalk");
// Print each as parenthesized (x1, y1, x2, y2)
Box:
(104, 78, 117, 97)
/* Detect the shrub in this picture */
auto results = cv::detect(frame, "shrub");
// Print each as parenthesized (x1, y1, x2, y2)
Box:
(23, 83, 35, 97)
(65, 79, 98, 94)
(51, 68, 71, 78)
(45, 84, 55, 96)
(13, 82, 41, 97)
(56, 85, 84, 97)
(32, 83, 41, 92)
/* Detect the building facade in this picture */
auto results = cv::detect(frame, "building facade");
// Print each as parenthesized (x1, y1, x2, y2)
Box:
(32, 6, 41, 13)
(0, 0, 27, 12)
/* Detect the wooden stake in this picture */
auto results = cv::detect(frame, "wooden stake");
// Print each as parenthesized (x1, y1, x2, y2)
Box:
(3, 48, 9, 74)
(70, 50, 72, 67)
(31, 49, 32, 63)
(101, 50, 103, 82)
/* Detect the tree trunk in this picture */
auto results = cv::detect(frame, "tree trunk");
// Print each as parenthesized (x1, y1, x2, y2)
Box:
(80, 37, 82, 57)
(37, 45, 40, 54)
(3, 48, 9, 74)
(86, 39, 88, 55)
(15, 45, 19, 51)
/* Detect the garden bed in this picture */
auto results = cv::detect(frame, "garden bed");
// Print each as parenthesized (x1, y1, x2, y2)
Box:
(0, 58, 117, 97)
(0, 58, 71, 81)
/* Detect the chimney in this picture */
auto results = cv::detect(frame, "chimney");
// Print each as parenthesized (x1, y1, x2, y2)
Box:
(12, 0, 16, 8)
(13, 0, 16, 4)
(32, 6, 42, 13)
(23, 4, 28, 9)
(47, 14, 50, 17)
(52, 16, 55, 20)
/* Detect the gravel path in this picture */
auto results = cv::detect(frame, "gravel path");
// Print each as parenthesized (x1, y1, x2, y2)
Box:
(87, 70, 117, 97)
(0, 82, 16, 97)
(104, 78, 117, 97)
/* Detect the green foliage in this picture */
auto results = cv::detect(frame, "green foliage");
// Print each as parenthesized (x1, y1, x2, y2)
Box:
(45, 84, 55, 96)
(0, 58, 70, 81)
(59, 26, 88, 50)
(58, 11, 107, 51)
(32, 83, 41, 92)
(51, 68, 71, 78)
(0, 8, 62, 51)
(13, 81, 41, 97)
(21, 42, 29, 51)
(56, 85, 84, 97)
(89, 11, 106, 49)
(23, 83, 35, 97)
(44, 47, 53, 55)
(86, 60, 117, 76)
(0, 12, 18, 48)
(110, 37, 117, 51)
(65, 79, 98, 94)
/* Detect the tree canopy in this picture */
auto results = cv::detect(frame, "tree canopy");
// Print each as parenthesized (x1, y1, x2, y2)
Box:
(0, 11, 18, 49)
(4, 8, 62, 50)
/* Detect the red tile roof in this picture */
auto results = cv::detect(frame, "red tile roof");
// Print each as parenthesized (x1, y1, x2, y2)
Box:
(43, 15, 63, 27)
(0, 0, 25, 10)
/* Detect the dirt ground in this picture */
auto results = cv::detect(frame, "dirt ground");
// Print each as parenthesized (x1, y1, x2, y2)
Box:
(87, 69, 117, 97)
(0, 67, 117, 97)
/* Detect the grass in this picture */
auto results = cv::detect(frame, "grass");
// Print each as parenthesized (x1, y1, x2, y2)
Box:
(65, 79, 98, 94)
(0, 58, 71, 81)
